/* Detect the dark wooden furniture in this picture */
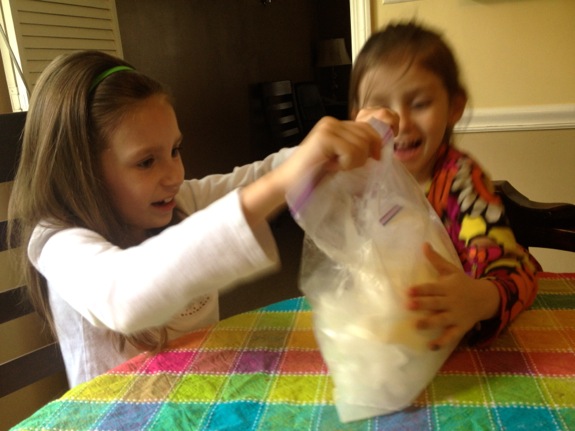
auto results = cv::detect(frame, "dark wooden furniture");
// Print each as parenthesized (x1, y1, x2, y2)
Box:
(0, 111, 67, 398)
(494, 180, 575, 252)
(293, 81, 326, 134)
(259, 80, 304, 152)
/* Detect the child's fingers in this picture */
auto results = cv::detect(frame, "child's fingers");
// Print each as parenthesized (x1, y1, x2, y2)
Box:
(422, 243, 460, 276)
(336, 121, 382, 164)
(355, 107, 400, 136)
(293, 117, 382, 179)
(408, 290, 445, 312)
(343, 120, 382, 160)
(427, 326, 462, 351)
(313, 119, 381, 169)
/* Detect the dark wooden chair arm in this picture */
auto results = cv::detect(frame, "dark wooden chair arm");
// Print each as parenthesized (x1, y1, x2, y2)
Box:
(493, 180, 575, 252)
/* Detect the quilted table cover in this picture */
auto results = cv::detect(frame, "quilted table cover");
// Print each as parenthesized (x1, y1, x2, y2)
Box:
(11, 273, 575, 431)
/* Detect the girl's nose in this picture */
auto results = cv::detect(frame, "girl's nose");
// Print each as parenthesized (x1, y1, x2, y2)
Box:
(397, 110, 412, 135)
(162, 159, 184, 187)
(366, 107, 400, 136)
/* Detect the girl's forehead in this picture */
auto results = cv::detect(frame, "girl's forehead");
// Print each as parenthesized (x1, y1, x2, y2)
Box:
(359, 60, 440, 97)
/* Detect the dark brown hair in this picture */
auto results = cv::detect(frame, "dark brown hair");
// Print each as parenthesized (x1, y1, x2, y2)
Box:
(349, 21, 467, 118)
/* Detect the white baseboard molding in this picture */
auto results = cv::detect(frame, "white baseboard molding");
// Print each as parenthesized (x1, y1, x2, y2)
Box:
(454, 104, 575, 133)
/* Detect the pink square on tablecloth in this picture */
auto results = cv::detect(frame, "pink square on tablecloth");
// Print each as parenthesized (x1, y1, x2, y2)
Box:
(526, 351, 575, 377)
(142, 350, 197, 374)
(112, 352, 150, 374)
(475, 350, 532, 375)
(234, 350, 283, 373)
(278, 350, 326, 374)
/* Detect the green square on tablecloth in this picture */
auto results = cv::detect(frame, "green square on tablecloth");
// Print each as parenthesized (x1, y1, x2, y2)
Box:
(63, 374, 135, 401)
(245, 329, 290, 349)
(220, 373, 273, 402)
(432, 405, 496, 430)
(556, 407, 575, 430)
(202, 329, 252, 348)
(540, 377, 575, 407)
(267, 375, 333, 404)
(532, 293, 575, 310)
(486, 375, 546, 405)
(10, 400, 113, 431)
(169, 374, 227, 402)
(215, 312, 259, 329)
(428, 374, 485, 405)
(122, 373, 181, 402)
(254, 311, 296, 329)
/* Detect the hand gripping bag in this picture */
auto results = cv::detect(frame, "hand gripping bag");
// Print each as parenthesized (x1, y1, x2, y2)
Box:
(286, 119, 463, 422)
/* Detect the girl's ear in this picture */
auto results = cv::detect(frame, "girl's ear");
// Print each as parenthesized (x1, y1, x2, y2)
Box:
(448, 92, 467, 126)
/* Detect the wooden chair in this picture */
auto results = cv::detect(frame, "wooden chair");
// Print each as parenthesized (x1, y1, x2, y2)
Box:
(0, 112, 67, 406)
(494, 180, 575, 252)
(259, 80, 304, 152)
(293, 81, 326, 135)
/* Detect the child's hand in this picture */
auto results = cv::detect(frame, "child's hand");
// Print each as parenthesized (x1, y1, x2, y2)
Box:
(406, 243, 501, 350)
(291, 116, 382, 175)
(354, 107, 399, 137)
(240, 116, 380, 227)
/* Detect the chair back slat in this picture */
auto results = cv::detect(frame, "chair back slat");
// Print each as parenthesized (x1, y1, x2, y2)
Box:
(0, 343, 66, 398)
(260, 80, 304, 151)
(0, 111, 68, 399)
(0, 285, 34, 324)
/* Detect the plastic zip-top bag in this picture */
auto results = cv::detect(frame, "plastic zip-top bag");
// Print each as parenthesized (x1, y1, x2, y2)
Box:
(286, 118, 463, 423)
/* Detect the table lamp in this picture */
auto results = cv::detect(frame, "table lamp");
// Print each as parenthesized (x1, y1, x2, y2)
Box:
(316, 38, 352, 101)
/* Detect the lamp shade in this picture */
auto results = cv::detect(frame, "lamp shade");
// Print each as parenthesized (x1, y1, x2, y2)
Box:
(316, 38, 352, 68)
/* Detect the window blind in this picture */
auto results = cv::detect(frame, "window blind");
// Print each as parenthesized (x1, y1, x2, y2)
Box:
(1, 0, 122, 110)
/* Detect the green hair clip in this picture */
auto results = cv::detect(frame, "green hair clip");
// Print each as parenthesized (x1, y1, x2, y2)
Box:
(89, 65, 135, 93)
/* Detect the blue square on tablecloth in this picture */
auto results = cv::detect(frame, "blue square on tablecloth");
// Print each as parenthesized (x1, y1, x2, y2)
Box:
(96, 402, 163, 430)
(495, 405, 563, 430)
(201, 401, 264, 430)
(261, 297, 309, 312)
(372, 406, 432, 430)
(257, 403, 375, 431)
(147, 402, 212, 431)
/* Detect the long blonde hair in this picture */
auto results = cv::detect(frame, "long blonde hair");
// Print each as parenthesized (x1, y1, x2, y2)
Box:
(8, 50, 177, 352)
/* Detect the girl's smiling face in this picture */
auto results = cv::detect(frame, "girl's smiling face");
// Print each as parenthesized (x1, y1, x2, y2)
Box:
(356, 61, 466, 184)
(100, 94, 185, 241)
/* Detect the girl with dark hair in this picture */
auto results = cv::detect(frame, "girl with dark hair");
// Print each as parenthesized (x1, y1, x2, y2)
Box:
(349, 22, 539, 351)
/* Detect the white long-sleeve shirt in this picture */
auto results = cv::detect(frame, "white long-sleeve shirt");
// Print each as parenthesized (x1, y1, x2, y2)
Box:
(28, 148, 292, 386)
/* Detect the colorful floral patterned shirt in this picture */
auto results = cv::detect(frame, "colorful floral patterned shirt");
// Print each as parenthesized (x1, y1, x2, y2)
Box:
(426, 145, 540, 346)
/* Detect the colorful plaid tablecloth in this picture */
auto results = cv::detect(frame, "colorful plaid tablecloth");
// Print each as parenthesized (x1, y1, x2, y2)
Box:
(11, 273, 575, 431)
